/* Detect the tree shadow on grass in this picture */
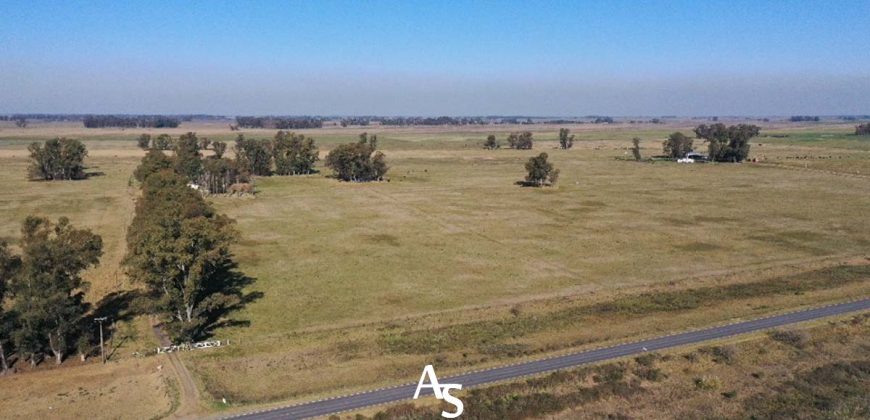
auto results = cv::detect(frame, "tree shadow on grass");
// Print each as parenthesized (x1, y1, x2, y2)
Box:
(82, 290, 146, 361)
(158, 258, 263, 343)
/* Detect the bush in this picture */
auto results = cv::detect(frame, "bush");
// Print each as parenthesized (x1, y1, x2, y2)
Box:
(694, 375, 721, 390)
(855, 123, 870, 135)
(769, 329, 809, 349)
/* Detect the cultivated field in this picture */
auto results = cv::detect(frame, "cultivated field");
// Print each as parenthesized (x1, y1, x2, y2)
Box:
(0, 120, 868, 417)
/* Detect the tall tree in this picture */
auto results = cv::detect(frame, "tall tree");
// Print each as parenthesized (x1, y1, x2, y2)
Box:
(174, 132, 203, 182)
(134, 149, 175, 183)
(0, 241, 21, 374)
(662, 132, 693, 159)
(483, 135, 500, 149)
(124, 171, 240, 342)
(694, 123, 760, 162)
(272, 131, 319, 175)
(11, 217, 102, 365)
(631, 137, 642, 161)
(524, 153, 559, 186)
(234, 135, 272, 176)
(211, 141, 227, 159)
(558, 128, 575, 149)
(153, 134, 174, 150)
(137, 134, 152, 150)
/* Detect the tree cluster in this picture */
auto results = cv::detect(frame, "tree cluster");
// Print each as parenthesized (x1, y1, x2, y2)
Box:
(694, 123, 760, 162)
(856, 123, 870, 135)
(558, 128, 575, 149)
(662, 132, 693, 159)
(483, 135, 500, 149)
(234, 116, 323, 129)
(272, 131, 319, 175)
(507, 131, 534, 149)
(789, 116, 820, 122)
(83, 115, 179, 129)
(134, 132, 244, 194)
(324, 133, 388, 182)
(0, 217, 103, 370)
(28, 138, 88, 180)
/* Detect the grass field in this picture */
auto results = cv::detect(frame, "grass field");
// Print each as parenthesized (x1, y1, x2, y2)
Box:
(0, 120, 868, 416)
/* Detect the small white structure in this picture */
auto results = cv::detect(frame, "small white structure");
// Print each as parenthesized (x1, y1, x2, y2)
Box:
(677, 157, 694, 163)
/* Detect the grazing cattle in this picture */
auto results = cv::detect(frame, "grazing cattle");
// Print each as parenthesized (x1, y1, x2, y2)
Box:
(228, 183, 254, 196)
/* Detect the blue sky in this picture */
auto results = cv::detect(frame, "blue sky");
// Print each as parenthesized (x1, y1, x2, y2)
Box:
(1, 0, 868, 115)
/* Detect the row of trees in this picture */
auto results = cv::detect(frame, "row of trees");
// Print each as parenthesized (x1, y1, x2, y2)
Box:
(0, 217, 104, 371)
(28, 138, 88, 180)
(789, 116, 820, 122)
(83, 115, 179, 128)
(324, 133, 388, 181)
(662, 124, 761, 162)
(483, 129, 577, 150)
(233, 132, 319, 176)
(126, 150, 252, 342)
(235, 116, 323, 129)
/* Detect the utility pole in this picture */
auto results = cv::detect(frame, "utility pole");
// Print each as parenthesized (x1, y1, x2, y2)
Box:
(95, 317, 108, 363)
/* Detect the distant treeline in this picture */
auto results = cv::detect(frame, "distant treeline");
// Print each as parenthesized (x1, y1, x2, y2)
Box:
(235, 116, 323, 129)
(789, 115, 820, 122)
(83, 115, 180, 128)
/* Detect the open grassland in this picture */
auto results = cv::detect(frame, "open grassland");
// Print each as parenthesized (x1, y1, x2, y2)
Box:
(0, 357, 176, 420)
(1, 120, 869, 414)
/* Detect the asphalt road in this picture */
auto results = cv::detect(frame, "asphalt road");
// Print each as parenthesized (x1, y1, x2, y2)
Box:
(228, 298, 870, 420)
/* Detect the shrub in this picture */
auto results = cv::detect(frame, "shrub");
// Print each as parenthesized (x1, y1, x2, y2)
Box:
(855, 123, 870, 135)
(769, 329, 809, 349)
(694, 375, 721, 390)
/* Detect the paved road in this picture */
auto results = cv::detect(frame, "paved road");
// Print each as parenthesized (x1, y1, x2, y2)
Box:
(229, 298, 870, 420)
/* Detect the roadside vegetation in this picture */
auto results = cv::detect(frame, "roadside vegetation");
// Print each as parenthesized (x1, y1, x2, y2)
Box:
(353, 313, 870, 420)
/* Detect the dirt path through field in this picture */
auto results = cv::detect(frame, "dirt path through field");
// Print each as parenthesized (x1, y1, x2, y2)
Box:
(152, 321, 203, 418)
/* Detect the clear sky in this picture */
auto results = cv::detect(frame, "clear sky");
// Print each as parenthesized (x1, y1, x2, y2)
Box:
(1, 0, 868, 116)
